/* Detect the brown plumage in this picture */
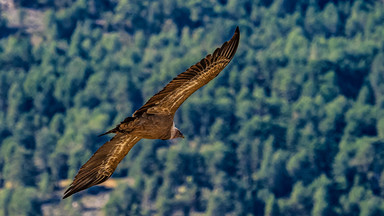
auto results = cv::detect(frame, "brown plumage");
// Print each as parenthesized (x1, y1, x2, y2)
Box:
(63, 27, 240, 199)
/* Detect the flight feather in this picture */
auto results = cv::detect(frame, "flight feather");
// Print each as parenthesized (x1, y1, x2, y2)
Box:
(63, 134, 141, 199)
(133, 27, 240, 116)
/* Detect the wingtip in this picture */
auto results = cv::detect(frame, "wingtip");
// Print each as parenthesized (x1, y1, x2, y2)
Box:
(234, 26, 240, 42)
(62, 193, 70, 199)
(62, 186, 74, 199)
(62, 183, 86, 199)
(233, 26, 240, 38)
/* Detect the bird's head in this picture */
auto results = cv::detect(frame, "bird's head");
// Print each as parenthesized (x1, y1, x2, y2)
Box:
(171, 127, 184, 139)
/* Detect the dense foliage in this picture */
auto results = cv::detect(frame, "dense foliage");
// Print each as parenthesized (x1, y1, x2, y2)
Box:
(1, 0, 384, 215)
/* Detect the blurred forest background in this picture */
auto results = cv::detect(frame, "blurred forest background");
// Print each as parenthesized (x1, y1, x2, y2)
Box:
(1, 0, 384, 215)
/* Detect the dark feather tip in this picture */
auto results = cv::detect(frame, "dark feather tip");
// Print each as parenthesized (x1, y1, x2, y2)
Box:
(62, 187, 74, 199)
(98, 132, 108, 137)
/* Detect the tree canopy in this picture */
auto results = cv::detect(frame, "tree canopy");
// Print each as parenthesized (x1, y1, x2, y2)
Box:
(1, 0, 384, 215)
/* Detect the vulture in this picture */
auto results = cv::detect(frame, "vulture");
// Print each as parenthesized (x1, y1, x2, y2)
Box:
(63, 26, 240, 199)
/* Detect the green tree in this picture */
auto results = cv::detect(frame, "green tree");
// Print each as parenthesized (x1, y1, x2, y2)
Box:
(206, 188, 231, 216)
(265, 195, 279, 216)
(370, 52, 384, 108)
(104, 183, 142, 216)
(8, 187, 41, 216)
(311, 175, 332, 216)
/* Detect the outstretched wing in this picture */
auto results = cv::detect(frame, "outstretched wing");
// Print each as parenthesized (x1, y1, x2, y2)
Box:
(133, 26, 240, 116)
(63, 134, 141, 199)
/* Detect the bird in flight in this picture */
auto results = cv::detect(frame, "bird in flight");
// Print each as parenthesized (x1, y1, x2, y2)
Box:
(63, 26, 240, 199)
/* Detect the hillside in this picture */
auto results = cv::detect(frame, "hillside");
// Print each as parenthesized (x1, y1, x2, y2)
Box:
(1, 0, 384, 215)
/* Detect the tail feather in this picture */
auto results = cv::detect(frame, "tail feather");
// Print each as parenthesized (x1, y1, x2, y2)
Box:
(99, 117, 136, 137)
(98, 129, 116, 137)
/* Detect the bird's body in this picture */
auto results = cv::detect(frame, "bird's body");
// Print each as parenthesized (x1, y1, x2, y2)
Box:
(63, 27, 240, 199)
(106, 113, 178, 140)
(129, 113, 175, 140)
